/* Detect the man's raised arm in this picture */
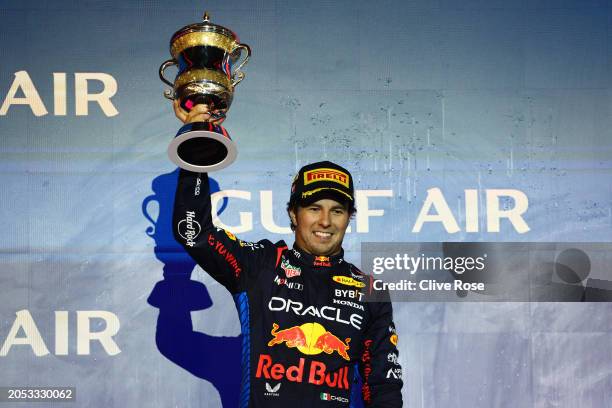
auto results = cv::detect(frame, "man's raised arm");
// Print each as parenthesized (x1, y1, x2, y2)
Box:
(171, 103, 275, 293)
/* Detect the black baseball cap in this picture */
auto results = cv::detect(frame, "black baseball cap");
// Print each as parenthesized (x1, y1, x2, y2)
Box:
(289, 161, 355, 209)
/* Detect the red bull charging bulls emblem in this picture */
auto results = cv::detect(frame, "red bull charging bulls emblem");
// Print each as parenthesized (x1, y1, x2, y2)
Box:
(313, 256, 332, 267)
(268, 322, 350, 361)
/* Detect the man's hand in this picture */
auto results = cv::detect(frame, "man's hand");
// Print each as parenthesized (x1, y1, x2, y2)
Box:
(173, 99, 226, 125)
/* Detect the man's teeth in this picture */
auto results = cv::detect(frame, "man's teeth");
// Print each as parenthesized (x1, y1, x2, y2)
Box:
(314, 232, 332, 237)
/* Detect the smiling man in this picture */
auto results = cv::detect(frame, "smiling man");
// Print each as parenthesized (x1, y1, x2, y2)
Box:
(172, 104, 403, 407)
(287, 161, 354, 258)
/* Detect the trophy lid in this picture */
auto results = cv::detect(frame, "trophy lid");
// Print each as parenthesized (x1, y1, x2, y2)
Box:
(170, 12, 240, 44)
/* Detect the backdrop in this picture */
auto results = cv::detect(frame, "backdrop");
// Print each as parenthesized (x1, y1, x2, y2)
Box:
(1, 0, 611, 407)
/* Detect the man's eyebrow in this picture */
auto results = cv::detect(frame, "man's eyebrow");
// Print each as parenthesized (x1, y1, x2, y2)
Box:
(306, 202, 347, 210)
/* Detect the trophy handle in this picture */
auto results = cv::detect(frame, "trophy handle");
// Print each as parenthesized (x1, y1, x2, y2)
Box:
(159, 59, 177, 99)
(231, 71, 245, 87)
(229, 43, 251, 86)
(141, 194, 158, 237)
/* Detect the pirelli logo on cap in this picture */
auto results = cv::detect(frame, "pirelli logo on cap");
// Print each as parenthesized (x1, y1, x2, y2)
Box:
(304, 168, 349, 188)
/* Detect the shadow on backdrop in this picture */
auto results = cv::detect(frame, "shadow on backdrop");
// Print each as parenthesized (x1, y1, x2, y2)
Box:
(143, 169, 240, 407)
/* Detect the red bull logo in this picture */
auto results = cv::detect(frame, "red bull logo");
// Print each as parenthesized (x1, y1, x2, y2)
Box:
(268, 322, 351, 361)
(314, 331, 351, 361)
(268, 323, 307, 349)
(256, 354, 350, 390)
(314, 256, 331, 267)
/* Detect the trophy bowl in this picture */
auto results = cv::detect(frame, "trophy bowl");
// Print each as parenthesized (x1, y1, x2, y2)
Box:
(160, 12, 251, 172)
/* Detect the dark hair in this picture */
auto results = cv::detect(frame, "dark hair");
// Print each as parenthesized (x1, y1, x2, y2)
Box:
(286, 201, 356, 231)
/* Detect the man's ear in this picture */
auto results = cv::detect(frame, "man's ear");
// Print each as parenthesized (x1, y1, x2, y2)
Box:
(289, 207, 298, 226)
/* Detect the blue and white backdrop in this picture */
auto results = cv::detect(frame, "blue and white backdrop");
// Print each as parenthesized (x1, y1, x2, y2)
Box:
(0, 0, 611, 407)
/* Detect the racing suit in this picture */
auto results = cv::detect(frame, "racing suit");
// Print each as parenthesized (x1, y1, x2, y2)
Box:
(173, 169, 403, 407)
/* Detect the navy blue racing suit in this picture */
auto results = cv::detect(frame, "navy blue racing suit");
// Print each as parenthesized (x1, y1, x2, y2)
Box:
(173, 169, 403, 407)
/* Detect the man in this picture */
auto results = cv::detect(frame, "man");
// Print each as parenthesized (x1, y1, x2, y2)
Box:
(172, 103, 403, 407)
